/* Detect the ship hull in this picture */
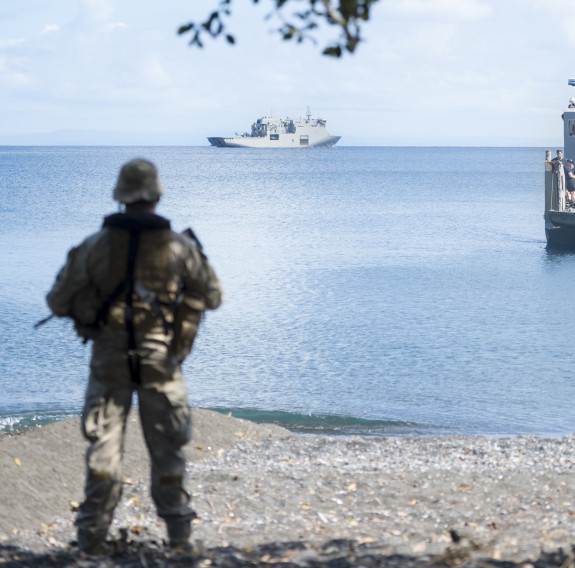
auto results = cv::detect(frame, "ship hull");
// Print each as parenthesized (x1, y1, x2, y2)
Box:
(208, 135, 341, 148)
(546, 212, 575, 250)
(546, 225, 575, 250)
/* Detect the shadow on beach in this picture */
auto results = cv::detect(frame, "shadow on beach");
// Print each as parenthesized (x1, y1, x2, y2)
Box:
(2, 537, 574, 568)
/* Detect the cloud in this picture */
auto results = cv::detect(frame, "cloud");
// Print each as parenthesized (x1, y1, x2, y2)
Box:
(78, 0, 114, 24)
(0, 53, 33, 88)
(68, 0, 126, 38)
(0, 1, 207, 130)
(41, 24, 60, 35)
(379, 0, 493, 21)
(509, 0, 575, 47)
(525, 0, 567, 7)
(527, 1, 575, 47)
(383, 22, 458, 60)
(104, 22, 127, 32)
(0, 36, 31, 89)
(143, 53, 171, 87)
(0, 39, 25, 48)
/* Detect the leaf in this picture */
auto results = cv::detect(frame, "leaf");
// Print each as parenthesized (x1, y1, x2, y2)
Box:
(210, 21, 224, 37)
(177, 23, 194, 35)
(14, 458, 21, 466)
(282, 26, 296, 40)
(190, 31, 204, 48)
(131, 526, 145, 534)
(323, 45, 342, 57)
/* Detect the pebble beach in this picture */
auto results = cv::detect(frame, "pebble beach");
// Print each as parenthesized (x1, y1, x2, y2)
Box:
(3, 410, 575, 567)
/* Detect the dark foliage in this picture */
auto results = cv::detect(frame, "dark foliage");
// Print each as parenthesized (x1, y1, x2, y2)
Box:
(177, 0, 379, 57)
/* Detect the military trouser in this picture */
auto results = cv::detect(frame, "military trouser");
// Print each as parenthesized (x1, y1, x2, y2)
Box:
(75, 331, 195, 538)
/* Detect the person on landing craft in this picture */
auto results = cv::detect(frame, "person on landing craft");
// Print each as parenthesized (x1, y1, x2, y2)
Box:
(552, 149, 566, 165)
(564, 159, 575, 206)
(46, 159, 223, 556)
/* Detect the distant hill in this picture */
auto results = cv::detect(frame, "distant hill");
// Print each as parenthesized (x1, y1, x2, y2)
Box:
(0, 129, 204, 146)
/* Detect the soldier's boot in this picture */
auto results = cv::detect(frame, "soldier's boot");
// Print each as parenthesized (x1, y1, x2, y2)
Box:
(167, 520, 192, 554)
(77, 529, 108, 557)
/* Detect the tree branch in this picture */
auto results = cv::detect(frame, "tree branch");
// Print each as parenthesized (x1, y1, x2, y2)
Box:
(177, 0, 378, 57)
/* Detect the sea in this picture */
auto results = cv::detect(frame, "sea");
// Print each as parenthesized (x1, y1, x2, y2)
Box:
(1, 145, 572, 439)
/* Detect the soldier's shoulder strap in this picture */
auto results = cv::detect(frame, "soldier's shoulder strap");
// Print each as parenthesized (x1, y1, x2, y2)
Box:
(181, 227, 207, 259)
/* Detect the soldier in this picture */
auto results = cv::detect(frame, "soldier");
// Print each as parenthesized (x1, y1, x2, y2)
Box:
(552, 149, 566, 165)
(46, 159, 223, 555)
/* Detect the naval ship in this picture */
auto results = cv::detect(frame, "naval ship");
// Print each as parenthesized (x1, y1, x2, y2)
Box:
(545, 79, 575, 249)
(208, 108, 341, 148)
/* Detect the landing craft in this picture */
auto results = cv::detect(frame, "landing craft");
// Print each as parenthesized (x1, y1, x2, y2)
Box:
(545, 80, 575, 249)
(208, 108, 341, 148)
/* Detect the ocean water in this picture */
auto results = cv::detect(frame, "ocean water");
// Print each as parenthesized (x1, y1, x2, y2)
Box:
(1, 145, 572, 438)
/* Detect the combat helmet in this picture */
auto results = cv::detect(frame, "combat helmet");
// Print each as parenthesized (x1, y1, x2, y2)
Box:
(113, 159, 164, 204)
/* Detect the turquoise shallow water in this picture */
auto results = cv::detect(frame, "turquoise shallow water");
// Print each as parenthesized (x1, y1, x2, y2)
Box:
(1, 145, 571, 437)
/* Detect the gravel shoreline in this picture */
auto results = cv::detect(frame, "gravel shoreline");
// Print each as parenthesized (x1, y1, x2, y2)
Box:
(3, 411, 575, 566)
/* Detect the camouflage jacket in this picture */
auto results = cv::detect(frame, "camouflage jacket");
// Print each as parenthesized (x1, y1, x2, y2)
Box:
(46, 212, 223, 355)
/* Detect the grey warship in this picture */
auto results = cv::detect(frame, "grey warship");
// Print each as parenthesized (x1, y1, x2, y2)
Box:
(208, 108, 341, 148)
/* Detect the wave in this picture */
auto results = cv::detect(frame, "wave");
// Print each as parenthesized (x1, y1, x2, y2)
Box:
(207, 408, 453, 437)
(0, 410, 78, 434)
(1, 407, 468, 438)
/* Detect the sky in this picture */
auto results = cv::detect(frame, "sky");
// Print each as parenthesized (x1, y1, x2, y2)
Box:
(0, 0, 574, 146)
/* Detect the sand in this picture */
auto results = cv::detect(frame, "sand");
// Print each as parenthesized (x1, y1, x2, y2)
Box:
(2, 410, 575, 567)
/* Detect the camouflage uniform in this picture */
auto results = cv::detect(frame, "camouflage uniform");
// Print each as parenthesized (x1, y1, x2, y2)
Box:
(46, 160, 223, 553)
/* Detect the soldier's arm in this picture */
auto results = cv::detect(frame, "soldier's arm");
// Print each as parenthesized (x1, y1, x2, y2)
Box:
(181, 247, 223, 311)
(46, 244, 91, 317)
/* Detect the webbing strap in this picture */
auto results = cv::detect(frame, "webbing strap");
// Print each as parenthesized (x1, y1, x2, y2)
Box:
(159, 475, 183, 486)
(125, 230, 141, 384)
(88, 470, 111, 482)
